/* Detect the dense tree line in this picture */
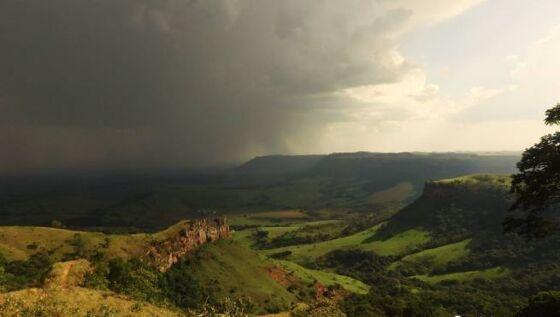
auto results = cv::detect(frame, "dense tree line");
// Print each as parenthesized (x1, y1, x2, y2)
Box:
(84, 257, 204, 310)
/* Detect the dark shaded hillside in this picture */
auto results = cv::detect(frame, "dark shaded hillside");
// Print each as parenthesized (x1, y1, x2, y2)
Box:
(379, 175, 560, 293)
(235, 155, 325, 176)
(0, 152, 520, 229)
(227, 154, 326, 186)
(236, 152, 520, 181)
(332, 174, 560, 317)
(309, 152, 518, 189)
(381, 174, 512, 241)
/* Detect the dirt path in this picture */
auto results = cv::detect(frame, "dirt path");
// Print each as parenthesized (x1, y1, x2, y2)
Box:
(58, 261, 77, 289)
(44, 259, 92, 289)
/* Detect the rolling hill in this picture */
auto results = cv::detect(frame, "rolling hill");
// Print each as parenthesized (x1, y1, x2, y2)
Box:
(0, 220, 203, 262)
(375, 174, 560, 289)
(1, 173, 559, 316)
(0, 218, 372, 316)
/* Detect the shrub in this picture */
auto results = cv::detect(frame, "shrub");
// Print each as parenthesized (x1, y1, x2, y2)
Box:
(106, 258, 164, 303)
(160, 259, 204, 309)
(517, 291, 560, 317)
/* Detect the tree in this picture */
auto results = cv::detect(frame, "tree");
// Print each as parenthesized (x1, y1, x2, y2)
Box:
(160, 259, 204, 309)
(106, 258, 164, 302)
(516, 291, 560, 317)
(507, 103, 560, 237)
(251, 229, 269, 248)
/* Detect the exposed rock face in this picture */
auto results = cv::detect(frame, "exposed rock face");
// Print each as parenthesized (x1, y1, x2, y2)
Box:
(146, 217, 230, 272)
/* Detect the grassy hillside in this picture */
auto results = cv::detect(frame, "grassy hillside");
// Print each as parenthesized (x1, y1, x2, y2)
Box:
(0, 224, 302, 315)
(0, 223, 369, 315)
(0, 288, 184, 317)
(389, 239, 472, 271)
(262, 224, 430, 265)
(272, 259, 370, 295)
(231, 220, 344, 250)
(182, 240, 297, 314)
(0, 220, 195, 262)
(413, 267, 510, 284)
(2, 171, 558, 317)
(0, 227, 143, 262)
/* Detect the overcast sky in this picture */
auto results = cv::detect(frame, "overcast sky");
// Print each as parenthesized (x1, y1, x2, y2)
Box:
(0, 0, 558, 172)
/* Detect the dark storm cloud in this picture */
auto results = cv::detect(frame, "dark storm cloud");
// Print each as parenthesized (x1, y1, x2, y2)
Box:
(0, 0, 412, 172)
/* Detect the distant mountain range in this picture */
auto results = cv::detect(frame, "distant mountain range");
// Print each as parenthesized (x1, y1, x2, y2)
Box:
(234, 152, 520, 190)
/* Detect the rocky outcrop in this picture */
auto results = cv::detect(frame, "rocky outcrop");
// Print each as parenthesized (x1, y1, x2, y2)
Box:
(314, 282, 346, 301)
(145, 217, 230, 272)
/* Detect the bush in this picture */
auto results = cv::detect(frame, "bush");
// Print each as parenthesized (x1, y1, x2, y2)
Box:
(5, 252, 52, 289)
(106, 258, 164, 303)
(517, 291, 560, 317)
(83, 262, 110, 290)
(85, 257, 205, 311)
(160, 259, 204, 309)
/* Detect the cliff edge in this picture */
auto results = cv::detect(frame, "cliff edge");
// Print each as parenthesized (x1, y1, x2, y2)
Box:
(145, 217, 230, 271)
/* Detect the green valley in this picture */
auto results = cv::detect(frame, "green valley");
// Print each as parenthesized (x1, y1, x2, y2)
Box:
(1, 160, 559, 316)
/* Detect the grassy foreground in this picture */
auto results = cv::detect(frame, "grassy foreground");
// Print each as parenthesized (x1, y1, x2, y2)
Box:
(0, 288, 184, 317)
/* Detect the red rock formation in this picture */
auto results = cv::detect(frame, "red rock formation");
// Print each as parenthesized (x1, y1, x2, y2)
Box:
(145, 217, 230, 272)
(313, 282, 349, 303)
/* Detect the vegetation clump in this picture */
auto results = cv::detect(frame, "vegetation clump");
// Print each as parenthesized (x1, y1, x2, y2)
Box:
(508, 103, 560, 238)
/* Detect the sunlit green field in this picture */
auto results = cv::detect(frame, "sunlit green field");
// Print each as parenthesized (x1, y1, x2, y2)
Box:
(413, 267, 510, 284)
(262, 224, 430, 265)
(272, 259, 370, 295)
(231, 220, 344, 248)
(389, 239, 472, 271)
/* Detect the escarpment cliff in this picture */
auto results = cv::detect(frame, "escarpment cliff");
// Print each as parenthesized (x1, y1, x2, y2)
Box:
(146, 217, 230, 271)
(382, 174, 511, 240)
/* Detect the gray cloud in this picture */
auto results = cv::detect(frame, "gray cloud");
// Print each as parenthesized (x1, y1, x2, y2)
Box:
(0, 0, 420, 172)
